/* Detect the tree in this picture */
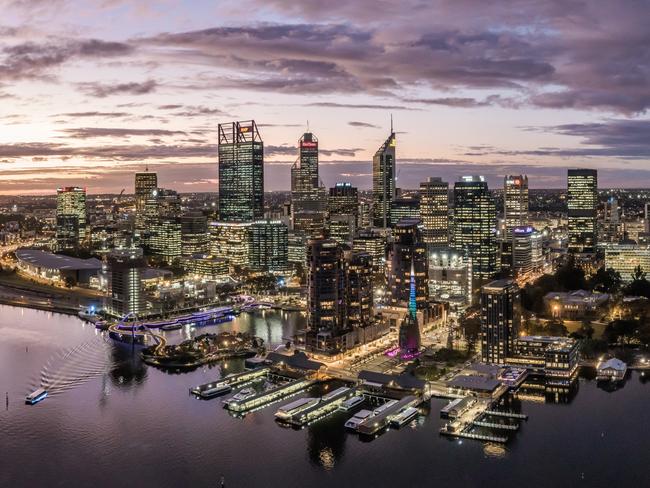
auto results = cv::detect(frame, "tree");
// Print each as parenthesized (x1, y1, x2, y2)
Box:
(545, 318, 569, 337)
(604, 319, 638, 345)
(459, 312, 481, 353)
(589, 267, 622, 293)
(624, 266, 650, 298)
(555, 256, 587, 291)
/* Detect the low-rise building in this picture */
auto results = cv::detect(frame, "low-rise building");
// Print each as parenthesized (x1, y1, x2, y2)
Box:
(15, 248, 102, 285)
(506, 336, 580, 385)
(544, 290, 609, 319)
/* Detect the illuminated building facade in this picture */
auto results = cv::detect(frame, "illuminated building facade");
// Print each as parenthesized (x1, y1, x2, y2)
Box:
(180, 212, 209, 256)
(372, 130, 396, 228)
(480, 279, 520, 365)
(181, 254, 229, 280)
(428, 248, 472, 305)
(420, 177, 449, 248)
(134, 170, 157, 235)
(218, 120, 264, 222)
(512, 226, 535, 276)
(56, 186, 87, 251)
(328, 182, 358, 225)
(305, 239, 349, 354)
(567, 168, 598, 254)
(503, 175, 529, 236)
(106, 247, 146, 317)
(390, 197, 420, 226)
(453, 176, 497, 283)
(345, 252, 374, 329)
(292, 132, 327, 234)
(353, 230, 387, 277)
(249, 220, 288, 272)
(209, 221, 251, 267)
(388, 218, 428, 309)
(398, 262, 422, 357)
(604, 244, 650, 282)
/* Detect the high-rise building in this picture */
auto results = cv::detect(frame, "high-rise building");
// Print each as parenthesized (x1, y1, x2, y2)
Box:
(106, 247, 146, 318)
(512, 226, 535, 276)
(328, 183, 359, 222)
(249, 220, 288, 272)
(353, 230, 387, 277)
(287, 230, 307, 268)
(388, 218, 428, 309)
(56, 186, 87, 251)
(345, 252, 374, 329)
(604, 244, 650, 282)
(181, 212, 209, 256)
(601, 197, 622, 243)
(567, 169, 598, 254)
(134, 170, 157, 235)
(480, 279, 520, 364)
(292, 132, 327, 235)
(148, 217, 181, 264)
(503, 175, 529, 236)
(453, 176, 497, 283)
(428, 248, 472, 306)
(420, 177, 449, 248)
(372, 129, 396, 228)
(209, 222, 251, 268)
(305, 239, 349, 354)
(390, 197, 420, 226)
(218, 120, 264, 222)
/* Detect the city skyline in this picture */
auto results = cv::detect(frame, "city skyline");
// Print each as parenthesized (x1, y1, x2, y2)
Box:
(1, 0, 650, 194)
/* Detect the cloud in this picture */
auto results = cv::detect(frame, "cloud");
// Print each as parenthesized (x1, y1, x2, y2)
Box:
(265, 144, 362, 157)
(78, 79, 157, 97)
(348, 121, 379, 128)
(305, 102, 416, 110)
(57, 111, 131, 118)
(60, 127, 187, 139)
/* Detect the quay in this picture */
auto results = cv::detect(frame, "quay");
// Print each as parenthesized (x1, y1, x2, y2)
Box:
(356, 395, 420, 435)
(223, 377, 318, 413)
(286, 386, 355, 427)
(190, 367, 270, 398)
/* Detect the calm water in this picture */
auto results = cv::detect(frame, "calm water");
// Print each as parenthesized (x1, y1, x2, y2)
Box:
(0, 305, 648, 488)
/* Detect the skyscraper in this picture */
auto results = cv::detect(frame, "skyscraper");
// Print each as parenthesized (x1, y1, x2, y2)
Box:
(420, 177, 449, 248)
(372, 128, 396, 228)
(305, 238, 348, 354)
(345, 252, 374, 330)
(504, 175, 529, 236)
(480, 279, 520, 364)
(106, 247, 146, 318)
(388, 218, 428, 310)
(567, 169, 598, 254)
(249, 220, 289, 272)
(453, 176, 498, 283)
(218, 120, 264, 222)
(291, 132, 327, 237)
(328, 183, 359, 244)
(134, 170, 157, 235)
(180, 212, 208, 256)
(56, 186, 87, 251)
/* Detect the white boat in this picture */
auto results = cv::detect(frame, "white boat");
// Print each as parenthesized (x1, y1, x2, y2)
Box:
(344, 409, 373, 430)
(192, 383, 231, 398)
(25, 388, 48, 405)
(390, 407, 419, 427)
(339, 395, 364, 411)
(275, 397, 320, 421)
(373, 399, 397, 415)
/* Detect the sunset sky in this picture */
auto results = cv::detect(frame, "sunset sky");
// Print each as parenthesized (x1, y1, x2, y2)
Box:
(1, 0, 649, 195)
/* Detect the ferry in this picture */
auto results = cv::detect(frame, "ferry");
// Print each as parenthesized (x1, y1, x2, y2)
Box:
(373, 399, 398, 415)
(275, 397, 320, 421)
(339, 395, 364, 411)
(390, 406, 419, 428)
(191, 382, 231, 399)
(161, 323, 183, 331)
(344, 409, 373, 430)
(25, 388, 48, 405)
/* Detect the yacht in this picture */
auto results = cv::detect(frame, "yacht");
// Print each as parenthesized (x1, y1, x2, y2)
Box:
(390, 407, 419, 427)
(25, 388, 48, 405)
(230, 387, 256, 402)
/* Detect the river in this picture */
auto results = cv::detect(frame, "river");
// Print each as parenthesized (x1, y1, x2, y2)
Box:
(0, 305, 648, 487)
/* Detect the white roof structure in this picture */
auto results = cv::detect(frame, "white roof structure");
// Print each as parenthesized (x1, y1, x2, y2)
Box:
(598, 358, 627, 372)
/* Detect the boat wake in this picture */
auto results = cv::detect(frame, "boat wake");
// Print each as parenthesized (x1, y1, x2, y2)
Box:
(31, 339, 110, 396)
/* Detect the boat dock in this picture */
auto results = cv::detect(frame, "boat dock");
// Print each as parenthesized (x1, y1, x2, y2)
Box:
(223, 377, 318, 413)
(440, 429, 508, 443)
(287, 386, 356, 427)
(190, 367, 270, 397)
(357, 395, 420, 435)
(439, 401, 527, 443)
(484, 410, 528, 420)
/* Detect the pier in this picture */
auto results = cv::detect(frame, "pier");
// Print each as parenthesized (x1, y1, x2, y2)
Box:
(287, 386, 356, 427)
(190, 367, 270, 398)
(484, 410, 528, 420)
(440, 429, 508, 443)
(357, 395, 420, 435)
(472, 420, 520, 431)
(224, 377, 318, 413)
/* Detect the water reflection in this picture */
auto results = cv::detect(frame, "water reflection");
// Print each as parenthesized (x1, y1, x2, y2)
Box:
(306, 414, 347, 471)
(513, 377, 579, 405)
(109, 343, 147, 387)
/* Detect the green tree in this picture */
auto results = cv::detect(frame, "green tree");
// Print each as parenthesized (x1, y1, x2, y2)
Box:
(555, 256, 587, 291)
(588, 267, 622, 293)
(459, 311, 481, 353)
(624, 266, 650, 298)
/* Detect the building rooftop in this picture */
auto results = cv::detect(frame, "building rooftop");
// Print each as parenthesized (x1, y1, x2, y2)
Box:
(358, 370, 425, 391)
(15, 249, 101, 271)
(598, 358, 627, 372)
(448, 375, 501, 392)
(266, 351, 324, 371)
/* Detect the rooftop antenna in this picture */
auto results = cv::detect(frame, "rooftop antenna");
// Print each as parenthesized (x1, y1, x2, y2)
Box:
(307, 120, 310, 133)
(390, 113, 393, 134)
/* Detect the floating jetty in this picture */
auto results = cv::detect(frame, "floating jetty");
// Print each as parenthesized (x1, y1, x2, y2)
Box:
(484, 410, 528, 420)
(223, 377, 318, 413)
(440, 429, 508, 443)
(357, 395, 419, 435)
(439, 405, 527, 443)
(285, 386, 355, 427)
(472, 419, 519, 431)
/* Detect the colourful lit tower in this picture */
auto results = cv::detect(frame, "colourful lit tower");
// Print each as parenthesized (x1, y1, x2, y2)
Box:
(398, 260, 421, 357)
(218, 120, 264, 222)
(372, 121, 396, 228)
